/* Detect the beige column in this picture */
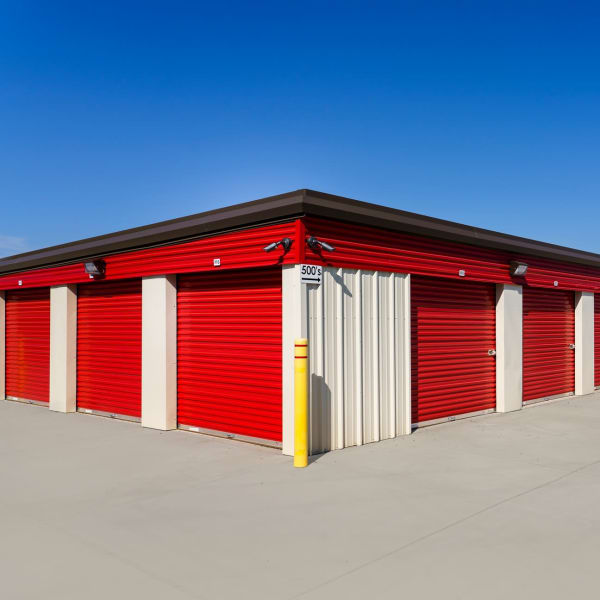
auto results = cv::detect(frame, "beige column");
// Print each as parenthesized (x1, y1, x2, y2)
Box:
(282, 265, 308, 456)
(0, 291, 5, 400)
(49, 285, 78, 412)
(496, 284, 523, 413)
(141, 275, 177, 430)
(575, 291, 595, 396)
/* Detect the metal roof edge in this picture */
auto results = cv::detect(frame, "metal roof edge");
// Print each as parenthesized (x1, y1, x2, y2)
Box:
(301, 189, 600, 268)
(0, 189, 308, 274)
(1, 187, 599, 275)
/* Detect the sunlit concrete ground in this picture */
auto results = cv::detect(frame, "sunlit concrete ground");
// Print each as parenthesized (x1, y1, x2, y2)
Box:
(2, 390, 600, 599)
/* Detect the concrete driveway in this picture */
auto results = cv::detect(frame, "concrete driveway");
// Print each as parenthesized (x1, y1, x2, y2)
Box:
(2, 392, 600, 599)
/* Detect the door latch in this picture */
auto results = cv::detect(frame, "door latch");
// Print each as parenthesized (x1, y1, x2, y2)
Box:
(569, 344, 576, 350)
(488, 349, 497, 356)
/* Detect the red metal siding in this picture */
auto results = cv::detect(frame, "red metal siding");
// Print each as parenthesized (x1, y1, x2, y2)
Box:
(523, 288, 575, 402)
(303, 216, 600, 292)
(4, 216, 600, 295)
(0, 222, 297, 291)
(5, 288, 50, 403)
(177, 268, 282, 442)
(411, 276, 496, 423)
(77, 279, 142, 417)
(595, 294, 600, 387)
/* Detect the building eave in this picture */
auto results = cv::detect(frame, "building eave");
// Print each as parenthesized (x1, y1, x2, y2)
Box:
(1, 188, 599, 275)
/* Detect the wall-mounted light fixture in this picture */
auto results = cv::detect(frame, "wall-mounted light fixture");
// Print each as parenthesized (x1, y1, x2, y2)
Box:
(263, 238, 292, 253)
(306, 236, 335, 252)
(84, 259, 106, 279)
(509, 261, 528, 277)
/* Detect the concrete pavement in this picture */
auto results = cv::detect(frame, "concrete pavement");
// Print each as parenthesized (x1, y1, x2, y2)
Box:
(1, 392, 600, 599)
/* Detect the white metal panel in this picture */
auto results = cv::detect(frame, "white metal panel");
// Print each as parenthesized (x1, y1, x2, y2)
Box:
(49, 285, 77, 414)
(307, 268, 410, 453)
(575, 291, 595, 396)
(0, 291, 5, 401)
(282, 265, 308, 456)
(496, 284, 523, 413)
(344, 269, 360, 448)
(141, 275, 177, 430)
(396, 273, 411, 436)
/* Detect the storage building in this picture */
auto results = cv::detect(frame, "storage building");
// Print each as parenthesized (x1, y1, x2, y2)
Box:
(0, 189, 598, 455)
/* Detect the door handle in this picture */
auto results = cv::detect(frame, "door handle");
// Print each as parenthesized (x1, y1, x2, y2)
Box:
(569, 344, 575, 350)
(488, 349, 496, 356)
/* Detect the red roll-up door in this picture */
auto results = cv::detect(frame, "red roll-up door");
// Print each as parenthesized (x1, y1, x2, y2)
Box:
(411, 276, 496, 424)
(523, 287, 575, 403)
(77, 279, 142, 418)
(177, 268, 282, 443)
(5, 288, 50, 403)
(594, 294, 600, 387)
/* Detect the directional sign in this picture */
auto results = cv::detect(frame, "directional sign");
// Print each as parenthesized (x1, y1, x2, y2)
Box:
(300, 264, 322, 285)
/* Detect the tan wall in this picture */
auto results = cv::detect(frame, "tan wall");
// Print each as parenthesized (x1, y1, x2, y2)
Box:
(49, 285, 77, 413)
(307, 268, 411, 453)
(281, 265, 308, 456)
(496, 284, 523, 413)
(0, 291, 4, 400)
(575, 291, 595, 396)
(141, 275, 177, 430)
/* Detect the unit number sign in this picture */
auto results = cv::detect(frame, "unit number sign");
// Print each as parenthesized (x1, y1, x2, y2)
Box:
(300, 264, 322, 285)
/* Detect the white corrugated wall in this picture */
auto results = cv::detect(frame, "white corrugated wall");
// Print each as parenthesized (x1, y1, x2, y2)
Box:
(307, 268, 411, 453)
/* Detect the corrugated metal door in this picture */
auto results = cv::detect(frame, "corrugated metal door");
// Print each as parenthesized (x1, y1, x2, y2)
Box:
(177, 268, 282, 443)
(5, 288, 50, 403)
(411, 276, 496, 424)
(523, 287, 575, 402)
(594, 294, 599, 387)
(77, 279, 142, 418)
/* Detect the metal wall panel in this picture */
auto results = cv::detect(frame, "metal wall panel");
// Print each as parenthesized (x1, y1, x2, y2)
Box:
(5, 287, 50, 403)
(307, 268, 410, 453)
(177, 268, 282, 443)
(411, 276, 497, 424)
(303, 216, 600, 292)
(5, 214, 600, 295)
(0, 222, 297, 291)
(594, 294, 600, 387)
(523, 287, 575, 402)
(77, 279, 142, 417)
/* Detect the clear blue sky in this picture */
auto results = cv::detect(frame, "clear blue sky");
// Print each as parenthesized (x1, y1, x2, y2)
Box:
(1, 1, 599, 258)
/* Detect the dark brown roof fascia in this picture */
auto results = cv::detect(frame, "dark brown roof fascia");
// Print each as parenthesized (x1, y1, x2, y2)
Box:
(302, 190, 600, 268)
(1, 188, 599, 275)
(0, 190, 307, 274)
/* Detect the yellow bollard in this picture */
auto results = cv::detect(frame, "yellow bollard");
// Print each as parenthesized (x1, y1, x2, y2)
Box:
(294, 338, 309, 468)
